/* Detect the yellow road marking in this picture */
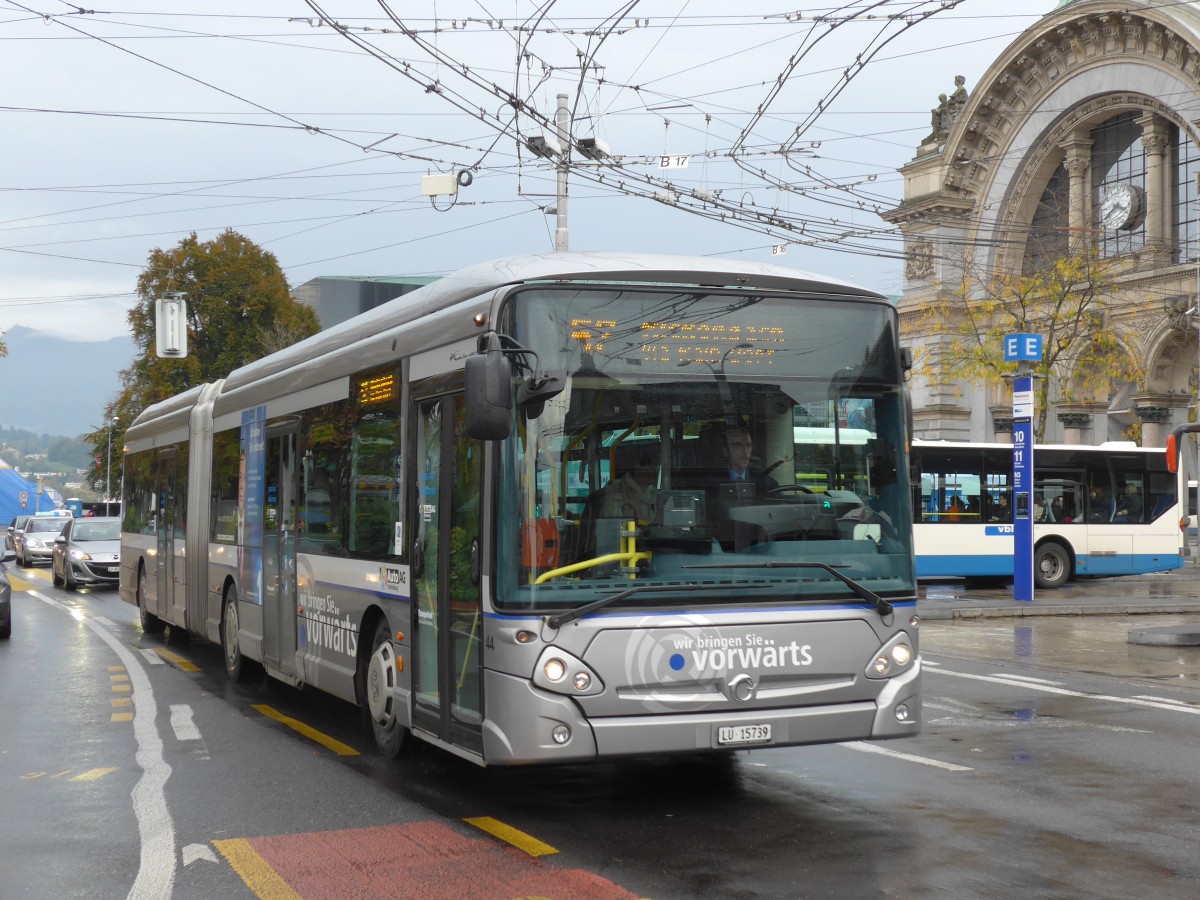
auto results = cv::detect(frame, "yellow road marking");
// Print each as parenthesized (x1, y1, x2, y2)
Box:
(70, 768, 118, 782)
(112, 697, 132, 707)
(464, 817, 558, 857)
(6, 573, 38, 591)
(108, 665, 123, 672)
(251, 705, 360, 756)
(213, 838, 301, 900)
(112, 712, 134, 722)
(111, 673, 129, 682)
(154, 647, 201, 672)
(111, 683, 131, 693)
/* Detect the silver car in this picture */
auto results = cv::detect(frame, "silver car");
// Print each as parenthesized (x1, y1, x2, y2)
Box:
(5, 515, 31, 553)
(14, 515, 70, 568)
(52, 516, 121, 590)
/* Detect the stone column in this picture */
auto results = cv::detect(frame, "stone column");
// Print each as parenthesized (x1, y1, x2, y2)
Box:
(1133, 399, 1173, 447)
(991, 408, 1014, 444)
(1060, 136, 1092, 254)
(1137, 114, 1170, 252)
(1057, 411, 1092, 445)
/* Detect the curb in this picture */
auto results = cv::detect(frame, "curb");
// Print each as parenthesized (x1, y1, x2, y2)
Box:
(919, 604, 1200, 621)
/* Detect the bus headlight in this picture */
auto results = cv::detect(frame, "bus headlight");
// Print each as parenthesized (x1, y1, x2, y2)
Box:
(864, 633, 917, 680)
(532, 647, 604, 696)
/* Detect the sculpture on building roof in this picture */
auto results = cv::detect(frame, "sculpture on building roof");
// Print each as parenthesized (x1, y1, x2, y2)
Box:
(924, 75, 969, 146)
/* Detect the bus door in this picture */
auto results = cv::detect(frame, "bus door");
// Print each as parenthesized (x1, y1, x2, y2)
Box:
(154, 448, 177, 621)
(411, 392, 484, 753)
(262, 426, 299, 679)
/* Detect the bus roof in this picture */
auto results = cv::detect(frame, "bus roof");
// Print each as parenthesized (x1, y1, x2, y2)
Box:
(129, 252, 892, 437)
(912, 439, 1158, 453)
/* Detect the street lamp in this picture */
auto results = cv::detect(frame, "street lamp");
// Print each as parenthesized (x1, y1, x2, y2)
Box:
(106, 415, 118, 517)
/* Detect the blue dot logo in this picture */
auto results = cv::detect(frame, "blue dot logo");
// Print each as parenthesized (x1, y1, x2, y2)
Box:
(669, 653, 685, 671)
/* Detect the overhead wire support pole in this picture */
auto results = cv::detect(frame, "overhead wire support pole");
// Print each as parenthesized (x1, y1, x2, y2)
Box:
(555, 93, 569, 251)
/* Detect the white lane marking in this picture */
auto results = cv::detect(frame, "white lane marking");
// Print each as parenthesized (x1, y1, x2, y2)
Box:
(987, 674, 1063, 686)
(30, 591, 176, 898)
(94, 616, 119, 629)
(139, 650, 165, 666)
(931, 667, 1200, 715)
(842, 741, 973, 772)
(928, 715, 1150, 734)
(170, 705, 201, 741)
(1132, 695, 1197, 707)
(922, 659, 941, 667)
(182, 843, 218, 866)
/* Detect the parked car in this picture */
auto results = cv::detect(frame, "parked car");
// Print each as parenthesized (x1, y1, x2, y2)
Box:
(14, 515, 70, 568)
(5, 515, 31, 553)
(1, 546, 13, 639)
(52, 516, 121, 590)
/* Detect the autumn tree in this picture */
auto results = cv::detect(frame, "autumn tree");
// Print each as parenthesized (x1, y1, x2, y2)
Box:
(914, 249, 1142, 441)
(83, 229, 320, 496)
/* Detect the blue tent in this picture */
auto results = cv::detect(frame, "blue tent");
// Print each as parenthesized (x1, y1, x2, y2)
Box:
(0, 461, 61, 523)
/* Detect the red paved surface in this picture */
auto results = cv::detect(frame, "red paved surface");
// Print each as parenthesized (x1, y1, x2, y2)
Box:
(248, 821, 641, 899)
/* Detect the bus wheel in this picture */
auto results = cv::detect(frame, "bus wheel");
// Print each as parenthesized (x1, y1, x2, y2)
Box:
(1034, 542, 1070, 589)
(137, 565, 166, 634)
(222, 586, 248, 683)
(365, 620, 415, 758)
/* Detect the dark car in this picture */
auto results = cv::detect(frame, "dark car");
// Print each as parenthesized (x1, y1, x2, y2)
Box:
(1, 546, 13, 638)
(52, 516, 121, 590)
(13, 514, 70, 568)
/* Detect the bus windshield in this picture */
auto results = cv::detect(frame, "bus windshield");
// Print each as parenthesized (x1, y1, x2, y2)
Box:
(494, 285, 915, 612)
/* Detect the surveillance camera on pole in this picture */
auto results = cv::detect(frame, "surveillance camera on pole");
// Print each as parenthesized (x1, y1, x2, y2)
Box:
(526, 134, 562, 159)
(576, 136, 610, 160)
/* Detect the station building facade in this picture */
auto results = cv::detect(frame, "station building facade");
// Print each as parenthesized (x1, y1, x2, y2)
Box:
(885, 0, 1200, 448)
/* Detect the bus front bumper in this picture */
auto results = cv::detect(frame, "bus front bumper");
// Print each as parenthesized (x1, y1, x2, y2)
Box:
(479, 663, 920, 765)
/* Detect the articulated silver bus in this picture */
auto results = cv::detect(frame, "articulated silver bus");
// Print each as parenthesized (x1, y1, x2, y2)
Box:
(120, 252, 920, 765)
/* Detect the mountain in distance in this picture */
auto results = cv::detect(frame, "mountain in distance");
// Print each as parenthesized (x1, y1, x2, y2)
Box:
(0, 325, 137, 438)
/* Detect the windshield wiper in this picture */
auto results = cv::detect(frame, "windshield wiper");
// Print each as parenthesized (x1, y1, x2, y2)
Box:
(682, 561, 893, 617)
(544, 583, 721, 630)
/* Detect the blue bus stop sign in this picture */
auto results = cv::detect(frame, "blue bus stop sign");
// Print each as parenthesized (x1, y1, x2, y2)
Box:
(1004, 333, 1043, 362)
(1012, 375, 1035, 601)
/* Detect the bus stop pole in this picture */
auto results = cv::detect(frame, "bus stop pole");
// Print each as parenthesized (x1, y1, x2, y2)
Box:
(1012, 370, 1035, 602)
(1004, 333, 1043, 603)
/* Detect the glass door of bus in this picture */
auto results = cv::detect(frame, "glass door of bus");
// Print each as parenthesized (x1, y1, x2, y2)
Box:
(262, 426, 299, 679)
(411, 392, 484, 753)
(154, 447, 177, 621)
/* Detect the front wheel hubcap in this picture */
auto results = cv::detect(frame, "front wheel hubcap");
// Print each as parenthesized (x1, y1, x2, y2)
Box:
(367, 640, 396, 726)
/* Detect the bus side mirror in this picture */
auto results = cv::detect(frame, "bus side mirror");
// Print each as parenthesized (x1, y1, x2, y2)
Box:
(1166, 433, 1179, 474)
(465, 335, 513, 440)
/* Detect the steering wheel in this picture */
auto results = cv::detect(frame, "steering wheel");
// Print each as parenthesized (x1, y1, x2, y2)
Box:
(761, 485, 813, 495)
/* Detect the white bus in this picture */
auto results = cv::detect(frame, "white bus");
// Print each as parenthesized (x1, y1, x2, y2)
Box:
(121, 252, 920, 765)
(910, 440, 1183, 588)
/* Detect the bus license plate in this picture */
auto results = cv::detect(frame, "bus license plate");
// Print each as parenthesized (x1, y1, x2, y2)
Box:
(717, 724, 772, 745)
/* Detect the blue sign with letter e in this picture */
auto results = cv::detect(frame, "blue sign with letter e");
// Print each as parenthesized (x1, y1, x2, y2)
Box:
(1004, 333, 1043, 362)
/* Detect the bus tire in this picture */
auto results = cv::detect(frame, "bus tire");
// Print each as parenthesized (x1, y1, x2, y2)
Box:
(222, 585, 248, 683)
(137, 564, 166, 634)
(364, 619, 417, 759)
(1034, 542, 1070, 589)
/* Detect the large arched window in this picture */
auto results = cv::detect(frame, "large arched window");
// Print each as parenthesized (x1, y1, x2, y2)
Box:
(1173, 126, 1200, 262)
(1024, 163, 1069, 274)
(1092, 112, 1146, 258)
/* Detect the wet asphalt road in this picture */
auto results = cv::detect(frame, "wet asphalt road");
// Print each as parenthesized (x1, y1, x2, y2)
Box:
(3, 567, 1200, 898)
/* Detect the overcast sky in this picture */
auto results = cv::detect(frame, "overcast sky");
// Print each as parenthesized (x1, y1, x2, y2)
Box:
(0, 0, 1055, 342)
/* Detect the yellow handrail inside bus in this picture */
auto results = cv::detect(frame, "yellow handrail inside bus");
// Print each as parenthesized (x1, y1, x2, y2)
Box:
(532, 550, 652, 584)
(533, 521, 650, 583)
